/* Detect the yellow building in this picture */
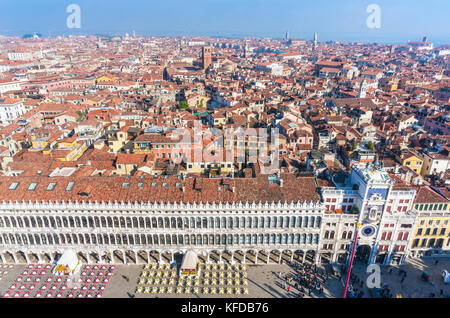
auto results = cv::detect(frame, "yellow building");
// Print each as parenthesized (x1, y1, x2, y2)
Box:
(379, 77, 399, 92)
(411, 186, 450, 257)
(95, 75, 118, 84)
(398, 150, 423, 175)
(48, 138, 87, 161)
(106, 126, 138, 153)
(186, 150, 235, 176)
(115, 153, 147, 175)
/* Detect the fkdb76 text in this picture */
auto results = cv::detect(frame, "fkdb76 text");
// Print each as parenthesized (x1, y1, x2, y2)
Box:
(225, 302, 269, 313)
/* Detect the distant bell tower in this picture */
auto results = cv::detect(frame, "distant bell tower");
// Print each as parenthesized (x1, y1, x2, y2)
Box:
(422, 36, 428, 42)
(359, 79, 368, 98)
(243, 42, 249, 58)
(313, 33, 318, 51)
(286, 31, 290, 41)
(202, 46, 212, 70)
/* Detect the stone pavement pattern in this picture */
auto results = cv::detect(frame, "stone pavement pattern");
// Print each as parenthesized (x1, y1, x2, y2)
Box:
(346, 257, 450, 298)
(0, 257, 448, 298)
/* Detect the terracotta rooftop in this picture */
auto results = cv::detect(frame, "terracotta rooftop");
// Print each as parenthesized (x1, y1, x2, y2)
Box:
(0, 174, 320, 204)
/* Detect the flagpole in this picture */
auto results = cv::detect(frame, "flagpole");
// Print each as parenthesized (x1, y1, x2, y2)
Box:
(343, 222, 361, 298)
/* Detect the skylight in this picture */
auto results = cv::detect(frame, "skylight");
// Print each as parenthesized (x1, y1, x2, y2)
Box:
(47, 182, 57, 191)
(28, 183, 38, 191)
(66, 181, 75, 191)
(9, 182, 19, 190)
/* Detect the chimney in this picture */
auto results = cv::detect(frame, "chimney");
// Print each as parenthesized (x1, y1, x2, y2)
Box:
(279, 179, 284, 187)
(182, 186, 185, 192)
(232, 186, 235, 193)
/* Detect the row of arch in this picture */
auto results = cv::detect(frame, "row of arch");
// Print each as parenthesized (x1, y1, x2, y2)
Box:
(0, 215, 322, 230)
(0, 249, 321, 265)
(0, 232, 321, 247)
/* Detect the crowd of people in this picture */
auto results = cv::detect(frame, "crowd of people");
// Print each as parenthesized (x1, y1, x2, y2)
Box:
(277, 261, 326, 298)
(346, 272, 365, 298)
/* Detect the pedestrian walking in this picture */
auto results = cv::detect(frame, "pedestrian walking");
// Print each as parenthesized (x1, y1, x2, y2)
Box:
(287, 286, 291, 292)
(389, 268, 393, 274)
(440, 289, 443, 297)
(435, 260, 439, 266)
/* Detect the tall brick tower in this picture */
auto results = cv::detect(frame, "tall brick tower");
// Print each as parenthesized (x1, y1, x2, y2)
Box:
(202, 46, 212, 70)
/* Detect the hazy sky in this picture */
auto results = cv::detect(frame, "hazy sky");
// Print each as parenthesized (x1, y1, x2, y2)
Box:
(0, 0, 449, 44)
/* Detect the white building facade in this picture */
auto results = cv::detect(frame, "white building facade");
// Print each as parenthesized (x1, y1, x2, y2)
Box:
(0, 99, 25, 126)
(0, 199, 324, 265)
